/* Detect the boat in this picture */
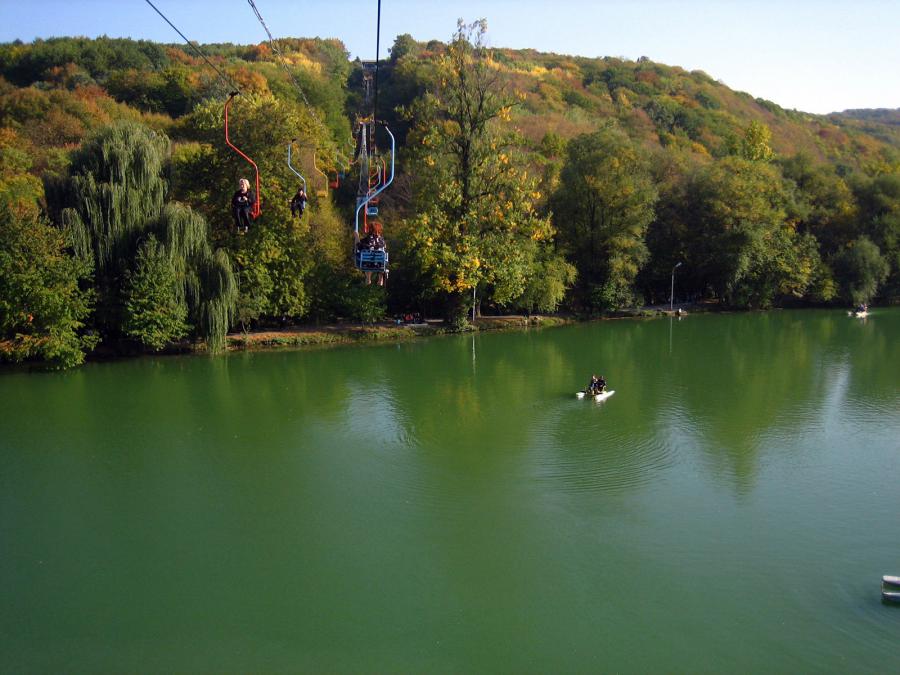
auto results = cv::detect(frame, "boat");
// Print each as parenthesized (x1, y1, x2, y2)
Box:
(883, 589, 900, 604)
(576, 390, 616, 402)
(883, 575, 900, 587)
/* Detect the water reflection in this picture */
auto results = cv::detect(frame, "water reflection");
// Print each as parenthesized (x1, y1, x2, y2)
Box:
(1, 310, 899, 672)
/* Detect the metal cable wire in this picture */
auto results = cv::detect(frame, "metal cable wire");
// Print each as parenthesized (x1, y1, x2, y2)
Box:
(142, 0, 239, 96)
(245, 0, 321, 124)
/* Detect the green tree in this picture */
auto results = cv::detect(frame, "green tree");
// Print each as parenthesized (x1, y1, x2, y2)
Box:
(832, 236, 888, 304)
(123, 234, 189, 349)
(780, 153, 856, 257)
(686, 156, 800, 306)
(515, 245, 577, 315)
(552, 127, 657, 310)
(738, 120, 775, 162)
(45, 120, 237, 349)
(0, 203, 96, 368)
(175, 94, 346, 325)
(402, 20, 565, 323)
(851, 171, 900, 296)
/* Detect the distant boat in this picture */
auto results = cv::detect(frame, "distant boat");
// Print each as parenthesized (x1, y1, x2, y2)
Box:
(882, 576, 900, 604)
(576, 390, 616, 402)
(884, 575, 900, 587)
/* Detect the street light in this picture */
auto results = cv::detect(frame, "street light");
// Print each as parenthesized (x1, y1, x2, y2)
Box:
(670, 262, 683, 312)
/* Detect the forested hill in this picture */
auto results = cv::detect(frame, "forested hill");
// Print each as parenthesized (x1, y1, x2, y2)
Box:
(1, 32, 899, 368)
(2, 36, 898, 187)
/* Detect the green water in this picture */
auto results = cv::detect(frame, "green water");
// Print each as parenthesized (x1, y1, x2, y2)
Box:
(2, 309, 899, 673)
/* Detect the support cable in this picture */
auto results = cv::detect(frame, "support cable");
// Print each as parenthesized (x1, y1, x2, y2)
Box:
(245, 0, 321, 125)
(373, 0, 381, 130)
(142, 0, 239, 95)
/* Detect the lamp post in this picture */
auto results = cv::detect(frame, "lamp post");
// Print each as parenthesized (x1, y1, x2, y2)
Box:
(670, 262, 683, 312)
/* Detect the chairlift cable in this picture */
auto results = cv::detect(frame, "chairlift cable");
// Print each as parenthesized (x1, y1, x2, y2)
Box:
(373, 0, 381, 130)
(142, 0, 238, 95)
(245, 0, 321, 125)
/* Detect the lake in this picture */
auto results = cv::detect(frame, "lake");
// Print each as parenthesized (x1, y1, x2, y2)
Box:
(2, 309, 898, 673)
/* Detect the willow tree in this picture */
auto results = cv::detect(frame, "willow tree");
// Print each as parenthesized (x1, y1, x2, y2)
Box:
(45, 120, 237, 349)
(402, 20, 567, 323)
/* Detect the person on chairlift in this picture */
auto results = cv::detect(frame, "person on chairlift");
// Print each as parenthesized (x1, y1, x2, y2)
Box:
(290, 186, 308, 218)
(231, 178, 255, 234)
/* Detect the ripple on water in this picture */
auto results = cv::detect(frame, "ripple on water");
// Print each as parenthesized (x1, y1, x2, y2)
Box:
(528, 404, 678, 495)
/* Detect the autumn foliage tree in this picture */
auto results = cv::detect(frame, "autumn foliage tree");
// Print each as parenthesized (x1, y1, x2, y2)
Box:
(402, 20, 571, 323)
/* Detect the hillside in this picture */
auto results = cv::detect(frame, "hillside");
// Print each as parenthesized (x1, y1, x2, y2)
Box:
(1, 32, 898, 368)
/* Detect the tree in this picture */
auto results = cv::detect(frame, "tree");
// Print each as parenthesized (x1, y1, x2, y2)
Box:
(552, 127, 657, 310)
(402, 20, 566, 323)
(685, 156, 800, 306)
(832, 237, 888, 304)
(738, 121, 775, 162)
(44, 120, 237, 349)
(851, 171, 900, 296)
(123, 234, 189, 349)
(0, 203, 96, 368)
(174, 94, 347, 325)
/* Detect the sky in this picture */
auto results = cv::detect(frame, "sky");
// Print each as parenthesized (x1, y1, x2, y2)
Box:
(1, 0, 898, 115)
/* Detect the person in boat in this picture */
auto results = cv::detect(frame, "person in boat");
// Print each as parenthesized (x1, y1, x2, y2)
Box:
(597, 375, 607, 393)
(587, 374, 600, 395)
(231, 178, 255, 234)
(290, 186, 308, 218)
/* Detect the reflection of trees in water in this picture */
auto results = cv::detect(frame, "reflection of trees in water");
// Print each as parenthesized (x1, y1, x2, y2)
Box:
(672, 313, 824, 490)
(836, 311, 899, 402)
(668, 310, 898, 492)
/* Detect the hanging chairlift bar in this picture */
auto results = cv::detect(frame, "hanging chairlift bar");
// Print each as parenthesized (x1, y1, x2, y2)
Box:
(225, 92, 261, 218)
(354, 124, 395, 238)
(312, 150, 329, 198)
(287, 139, 306, 194)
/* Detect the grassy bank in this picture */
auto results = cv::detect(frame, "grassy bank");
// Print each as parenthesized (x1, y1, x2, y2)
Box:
(225, 315, 572, 351)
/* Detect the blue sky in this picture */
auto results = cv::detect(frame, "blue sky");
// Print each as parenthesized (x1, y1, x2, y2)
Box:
(2, 0, 899, 114)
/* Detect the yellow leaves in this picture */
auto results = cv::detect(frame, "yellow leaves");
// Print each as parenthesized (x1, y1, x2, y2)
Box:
(499, 106, 512, 122)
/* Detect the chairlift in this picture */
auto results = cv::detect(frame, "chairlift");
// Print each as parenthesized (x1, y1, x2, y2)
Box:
(286, 138, 306, 194)
(225, 92, 261, 218)
(312, 150, 329, 199)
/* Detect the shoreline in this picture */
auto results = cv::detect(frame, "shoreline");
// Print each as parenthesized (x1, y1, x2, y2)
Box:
(223, 315, 574, 351)
(5, 302, 871, 368)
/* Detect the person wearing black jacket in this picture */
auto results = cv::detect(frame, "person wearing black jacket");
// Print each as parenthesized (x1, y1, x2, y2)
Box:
(231, 178, 255, 234)
(290, 187, 308, 218)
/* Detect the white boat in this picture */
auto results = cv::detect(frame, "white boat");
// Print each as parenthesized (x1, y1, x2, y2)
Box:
(848, 310, 868, 318)
(884, 575, 900, 587)
(576, 390, 616, 402)
(883, 589, 900, 603)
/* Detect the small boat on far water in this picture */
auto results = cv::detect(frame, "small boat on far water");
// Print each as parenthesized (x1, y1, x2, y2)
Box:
(882, 576, 900, 604)
(576, 390, 616, 402)
(884, 576, 900, 587)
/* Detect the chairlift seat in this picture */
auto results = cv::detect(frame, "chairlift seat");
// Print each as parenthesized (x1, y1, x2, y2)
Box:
(356, 249, 388, 272)
(366, 206, 379, 217)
